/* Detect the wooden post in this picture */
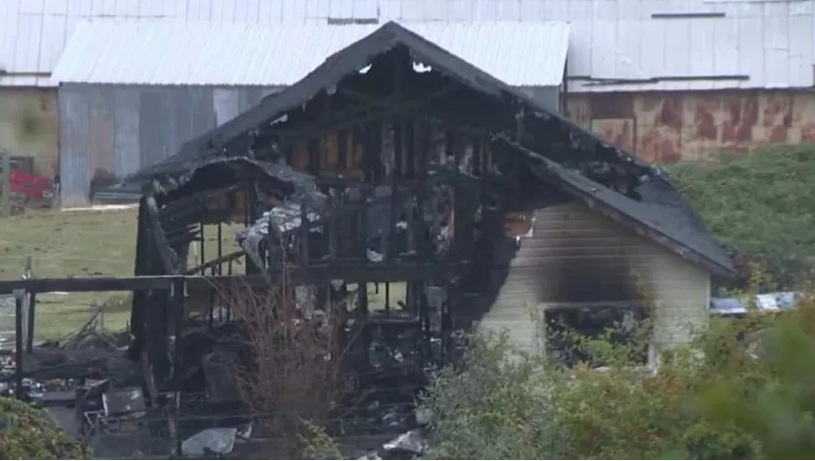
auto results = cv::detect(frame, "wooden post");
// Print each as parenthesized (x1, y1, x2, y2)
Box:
(1, 151, 11, 218)
(14, 289, 24, 399)
(442, 281, 455, 364)
(24, 256, 35, 352)
(171, 277, 186, 458)
(419, 282, 431, 365)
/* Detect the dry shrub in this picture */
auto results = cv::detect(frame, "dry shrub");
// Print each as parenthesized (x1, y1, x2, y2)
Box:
(224, 278, 345, 456)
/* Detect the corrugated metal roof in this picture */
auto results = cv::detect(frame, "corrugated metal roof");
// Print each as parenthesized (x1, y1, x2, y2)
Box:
(0, 0, 379, 87)
(5, 0, 815, 91)
(0, 0, 173, 86)
(52, 20, 571, 87)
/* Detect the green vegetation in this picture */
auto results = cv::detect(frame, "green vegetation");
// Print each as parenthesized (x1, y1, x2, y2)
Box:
(417, 283, 815, 459)
(0, 397, 90, 459)
(0, 207, 241, 340)
(667, 145, 815, 287)
(0, 208, 137, 340)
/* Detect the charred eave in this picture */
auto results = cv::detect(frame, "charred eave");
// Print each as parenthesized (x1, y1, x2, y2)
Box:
(492, 136, 736, 278)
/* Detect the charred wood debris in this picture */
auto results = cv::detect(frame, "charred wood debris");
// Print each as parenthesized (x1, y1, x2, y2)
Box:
(0, 28, 732, 458)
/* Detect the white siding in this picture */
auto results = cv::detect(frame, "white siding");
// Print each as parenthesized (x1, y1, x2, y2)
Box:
(480, 201, 710, 355)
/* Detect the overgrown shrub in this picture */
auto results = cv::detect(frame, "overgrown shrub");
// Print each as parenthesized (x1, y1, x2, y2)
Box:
(419, 289, 815, 459)
(666, 145, 815, 288)
(0, 397, 90, 459)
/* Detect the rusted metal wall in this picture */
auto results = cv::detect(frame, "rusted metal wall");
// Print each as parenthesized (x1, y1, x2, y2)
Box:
(0, 88, 58, 177)
(480, 201, 710, 355)
(58, 84, 281, 205)
(566, 90, 815, 163)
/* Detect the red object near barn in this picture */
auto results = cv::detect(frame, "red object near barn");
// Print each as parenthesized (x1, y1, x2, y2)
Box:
(0, 154, 56, 213)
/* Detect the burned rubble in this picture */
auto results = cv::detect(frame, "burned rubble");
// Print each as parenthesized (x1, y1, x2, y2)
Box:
(0, 21, 738, 459)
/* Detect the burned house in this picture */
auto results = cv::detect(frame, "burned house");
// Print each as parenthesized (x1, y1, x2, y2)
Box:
(124, 21, 734, 409)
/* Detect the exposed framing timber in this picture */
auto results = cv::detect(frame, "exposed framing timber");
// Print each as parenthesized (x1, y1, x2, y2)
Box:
(0, 261, 468, 295)
(264, 85, 459, 139)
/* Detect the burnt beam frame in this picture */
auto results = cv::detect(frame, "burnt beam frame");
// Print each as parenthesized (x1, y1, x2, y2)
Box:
(0, 261, 468, 295)
(261, 84, 460, 140)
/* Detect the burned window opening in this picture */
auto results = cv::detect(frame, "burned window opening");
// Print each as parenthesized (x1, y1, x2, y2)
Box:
(543, 302, 649, 368)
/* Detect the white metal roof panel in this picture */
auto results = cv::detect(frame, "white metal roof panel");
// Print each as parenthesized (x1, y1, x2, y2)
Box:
(51, 20, 571, 87)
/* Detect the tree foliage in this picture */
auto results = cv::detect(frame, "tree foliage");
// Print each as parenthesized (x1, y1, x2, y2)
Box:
(0, 397, 90, 459)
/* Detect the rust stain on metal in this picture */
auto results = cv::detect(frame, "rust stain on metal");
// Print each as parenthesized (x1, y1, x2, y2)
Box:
(762, 93, 793, 127)
(590, 118, 634, 152)
(657, 95, 683, 131)
(692, 98, 718, 141)
(567, 90, 815, 164)
(721, 93, 758, 144)
(800, 124, 815, 142)
(638, 126, 681, 164)
(588, 93, 635, 119)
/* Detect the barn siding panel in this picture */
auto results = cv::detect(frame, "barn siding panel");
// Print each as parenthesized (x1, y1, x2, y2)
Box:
(58, 84, 276, 204)
(566, 89, 815, 163)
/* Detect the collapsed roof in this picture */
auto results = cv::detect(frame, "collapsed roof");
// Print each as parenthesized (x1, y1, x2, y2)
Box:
(126, 21, 734, 278)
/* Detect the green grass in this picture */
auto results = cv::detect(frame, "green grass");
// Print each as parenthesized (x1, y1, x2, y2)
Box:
(0, 207, 242, 341)
(0, 208, 137, 341)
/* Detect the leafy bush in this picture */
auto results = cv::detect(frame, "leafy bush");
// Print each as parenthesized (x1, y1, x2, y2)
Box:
(0, 397, 90, 459)
(666, 145, 815, 288)
(419, 290, 815, 459)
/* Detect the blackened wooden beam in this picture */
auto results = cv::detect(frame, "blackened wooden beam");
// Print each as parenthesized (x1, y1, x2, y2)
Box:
(146, 195, 180, 274)
(216, 223, 223, 275)
(338, 129, 348, 173)
(158, 183, 245, 223)
(199, 223, 206, 268)
(171, 277, 186, 455)
(26, 292, 36, 352)
(388, 184, 398, 262)
(442, 281, 456, 363)
(373, 121, 383, 181)
(183, 250, 245, 275)
(14, 290, 23, 399)
(300, 203, 310, 265)
(474, 137, 482, 176)
(328, 194, 338, 260)
(405, 118, 416, 179)
(308, 138, 320, 176)
(420, 282, 431, 365)
(0, 261, 469, 294)
(265, 86, 458, 139)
